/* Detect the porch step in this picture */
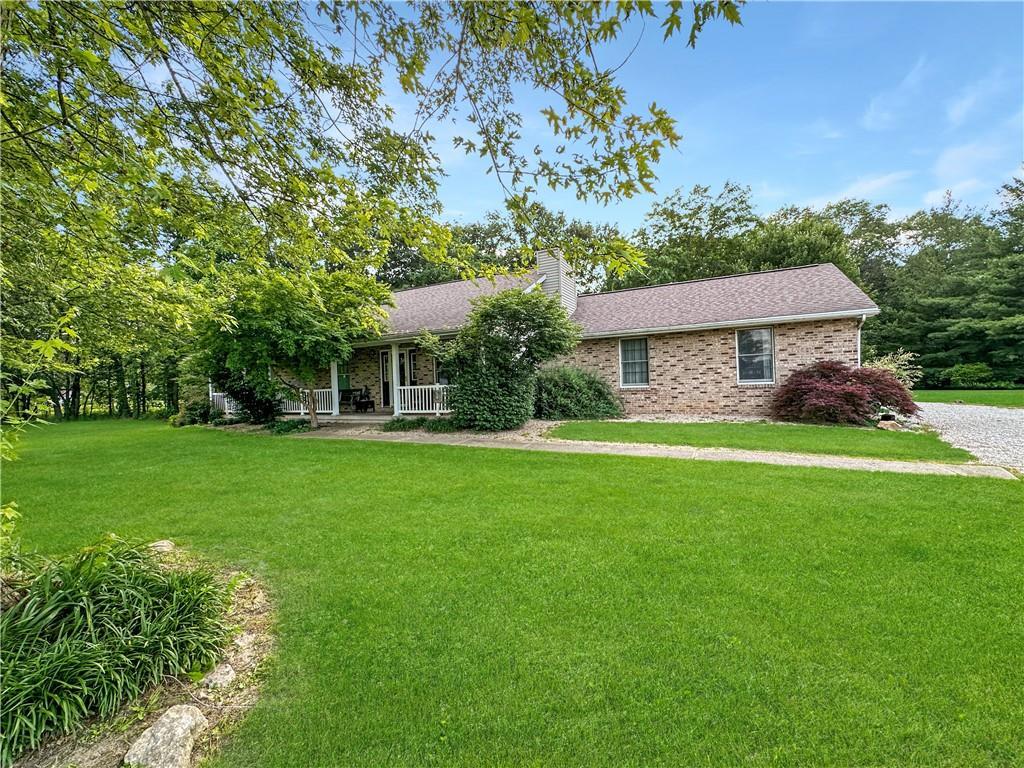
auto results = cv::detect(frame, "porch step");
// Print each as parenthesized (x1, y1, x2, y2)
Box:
(317, 414, 393, 425)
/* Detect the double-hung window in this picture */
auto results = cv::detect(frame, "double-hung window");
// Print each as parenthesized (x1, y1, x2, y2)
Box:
(619, 338, 649, 387)
(736, 328, 774, 384)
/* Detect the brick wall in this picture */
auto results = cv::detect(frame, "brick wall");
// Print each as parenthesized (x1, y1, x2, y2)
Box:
(276, 368, 331, 390)
(346, 345, 437, 408)
(563, 318, 861, 418)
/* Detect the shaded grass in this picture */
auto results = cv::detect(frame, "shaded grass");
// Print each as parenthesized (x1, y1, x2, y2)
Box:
(914, 389, 1024, 408)
(548, 420, 974, 463)
(5, 421, 1023, 767)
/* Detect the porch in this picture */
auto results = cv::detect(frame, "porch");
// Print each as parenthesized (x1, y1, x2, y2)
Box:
(210, 342, 452, 419)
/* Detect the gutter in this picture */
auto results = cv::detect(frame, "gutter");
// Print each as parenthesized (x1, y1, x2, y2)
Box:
(353, 307, 880, 348)
(578, 308, 881, 340)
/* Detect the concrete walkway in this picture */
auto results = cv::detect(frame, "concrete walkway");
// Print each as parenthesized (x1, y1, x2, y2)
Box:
(298, 426, 1017, 480)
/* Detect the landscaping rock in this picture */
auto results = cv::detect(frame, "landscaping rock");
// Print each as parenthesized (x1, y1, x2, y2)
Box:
(201, 662, 236, 689)
(876, 420, 902, 431)
(149, 539, 176, 553)
(123, 704, 207, 768)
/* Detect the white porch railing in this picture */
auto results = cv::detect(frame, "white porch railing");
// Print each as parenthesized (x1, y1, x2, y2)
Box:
(210, 392, 240, 414)
(280, 388, 334, 415)
(398, 384, 452, 415)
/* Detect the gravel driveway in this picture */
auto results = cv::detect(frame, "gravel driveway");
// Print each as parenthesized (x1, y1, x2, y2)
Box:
(918, 402, 1024, 472)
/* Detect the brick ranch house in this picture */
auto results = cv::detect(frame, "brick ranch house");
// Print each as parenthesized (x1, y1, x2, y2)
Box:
(212, 254, 879, 419)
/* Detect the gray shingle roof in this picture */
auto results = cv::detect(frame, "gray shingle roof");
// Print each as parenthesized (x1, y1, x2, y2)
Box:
(572, 263, 878, 337)
(382, 263, 877, 338)
(383, 272, 539, 337)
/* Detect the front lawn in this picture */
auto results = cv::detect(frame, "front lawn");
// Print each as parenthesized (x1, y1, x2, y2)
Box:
(548, 420, 974, 463)
(914, 389, 1024, 408)
(5, 421, 1023, 767)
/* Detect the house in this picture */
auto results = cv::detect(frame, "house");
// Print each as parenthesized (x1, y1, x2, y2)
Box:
(214, 253, 878, 421)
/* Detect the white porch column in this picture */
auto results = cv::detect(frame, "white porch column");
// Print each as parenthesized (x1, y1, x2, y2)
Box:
(329, 360, 340, 415)
(390, 342, 402, 415)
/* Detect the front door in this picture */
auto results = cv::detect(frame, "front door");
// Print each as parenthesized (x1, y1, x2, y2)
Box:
(380, 350, 416, 409)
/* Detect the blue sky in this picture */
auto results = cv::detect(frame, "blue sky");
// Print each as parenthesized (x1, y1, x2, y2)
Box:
(411, 2, 1023, 231)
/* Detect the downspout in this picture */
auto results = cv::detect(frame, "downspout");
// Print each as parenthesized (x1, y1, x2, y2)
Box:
(856, 314, 866, 366)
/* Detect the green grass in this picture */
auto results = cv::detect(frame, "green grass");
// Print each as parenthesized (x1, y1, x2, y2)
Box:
(6, 421, 1023, 767)
(548, 420, 974, 463)
(913, 389, 1024, 407)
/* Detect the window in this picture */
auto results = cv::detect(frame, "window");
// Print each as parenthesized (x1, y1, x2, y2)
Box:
(736, 328, 774, 383)
(434, 357, 450, 386)
(619, 338, 649, 387)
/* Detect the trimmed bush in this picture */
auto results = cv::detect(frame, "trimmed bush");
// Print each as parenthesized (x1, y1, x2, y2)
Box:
(0, 538, 227, 763)
(424, 417, 459, 433)
(942, 362, 994, 388)
(772, 361, 919, 425)
(534, 366, 623, 420)
(382, 416, 428, 432)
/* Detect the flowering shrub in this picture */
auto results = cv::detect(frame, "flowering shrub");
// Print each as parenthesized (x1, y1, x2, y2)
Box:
(771, 361, 919, 425)
(863, 348, 923, 389)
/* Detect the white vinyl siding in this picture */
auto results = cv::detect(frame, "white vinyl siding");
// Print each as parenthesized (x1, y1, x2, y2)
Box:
(619, 338, 649, 387)
(736, 328, 774, 384)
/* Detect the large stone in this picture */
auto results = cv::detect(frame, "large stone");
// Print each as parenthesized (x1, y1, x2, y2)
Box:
(201, 662, 236, 689)
(123, 705, 207, 768)
(148, 540, 175, 553)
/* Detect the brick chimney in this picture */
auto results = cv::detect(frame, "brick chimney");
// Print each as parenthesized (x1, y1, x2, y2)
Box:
(535, 249, 577, 315)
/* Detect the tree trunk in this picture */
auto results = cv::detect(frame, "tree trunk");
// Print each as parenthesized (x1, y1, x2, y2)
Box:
(48, 380, 64, 421)
(113, 356, 131, 417)
(107, 367, 114, 416)
(303, 387, 319, 429)
(139, 357, 147, 416)
(83, 375, 97, 417)
(68, 372, 82, 420)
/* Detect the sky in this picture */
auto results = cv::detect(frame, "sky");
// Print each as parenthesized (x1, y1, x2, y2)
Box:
(407, 2, 1023, 232)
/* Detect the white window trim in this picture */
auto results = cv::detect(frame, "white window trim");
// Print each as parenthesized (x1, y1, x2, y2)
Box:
(618, 337, 650, 389)
(735, 327, 775, 385)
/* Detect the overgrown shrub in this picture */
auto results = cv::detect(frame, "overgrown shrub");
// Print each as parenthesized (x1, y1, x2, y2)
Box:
(534, 366, 623, 420)
(771, 360, 919, 425)
(942, 362, 994, 388)
(223, 374, 280, 424)
(266, 418, 311, 435)
(863, 348, 924, 389)
(421, 290, 580, 431)
(448, 365, 536, 431)
(0, 538, 227, 763)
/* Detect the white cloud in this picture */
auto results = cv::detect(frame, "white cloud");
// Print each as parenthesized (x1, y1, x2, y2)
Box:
(838, 170, 915, 198)
(860, 55, 927, 131)
(923, 178, 982, 207)
(806, 171, 913, 208)
(946, 69, 1009, 127)
(924, 112, 1022, 206)
(808, 118, 844, 140)
(933, 141, 1002, 182)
